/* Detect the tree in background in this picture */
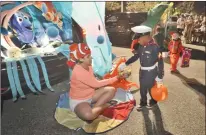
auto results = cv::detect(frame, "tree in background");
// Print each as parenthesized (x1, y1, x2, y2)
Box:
(126, 2, 160, 12)
(172, 2, 194, 15)
(173, 1, 205, 15)
(105, 2, 160, 13)
(106, 2, 121, 11)
(105, 1, 205, 15)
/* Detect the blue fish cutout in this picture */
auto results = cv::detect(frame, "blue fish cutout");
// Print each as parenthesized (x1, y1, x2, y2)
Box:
(0, 27, 8, 35)
(10, 11, 34, 44)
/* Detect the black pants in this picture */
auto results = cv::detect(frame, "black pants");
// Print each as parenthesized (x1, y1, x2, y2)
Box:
(139, 67, 158, 105)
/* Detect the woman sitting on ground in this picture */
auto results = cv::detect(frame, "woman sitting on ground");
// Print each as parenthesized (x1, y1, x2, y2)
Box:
(68, 43, 122, 122)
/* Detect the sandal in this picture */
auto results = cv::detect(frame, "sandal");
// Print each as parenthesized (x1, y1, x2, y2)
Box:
(107, 100, 118, 106)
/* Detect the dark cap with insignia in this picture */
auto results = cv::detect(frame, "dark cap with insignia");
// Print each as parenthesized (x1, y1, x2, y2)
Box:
(131, 25, 152, 39)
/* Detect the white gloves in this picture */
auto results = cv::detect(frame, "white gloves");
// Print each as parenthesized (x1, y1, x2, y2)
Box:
(118, 63, 127, 71)
(155, 76, 163, 82)
(155, 76, 163, 88)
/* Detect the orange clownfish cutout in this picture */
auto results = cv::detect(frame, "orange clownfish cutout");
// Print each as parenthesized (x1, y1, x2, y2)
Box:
(103, 57, 139, 91)
(34, 2, 62, 28)
(67, 43, 91, 68)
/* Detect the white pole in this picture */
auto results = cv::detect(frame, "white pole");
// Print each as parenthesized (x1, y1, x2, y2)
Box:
(121, 1, 123, 12)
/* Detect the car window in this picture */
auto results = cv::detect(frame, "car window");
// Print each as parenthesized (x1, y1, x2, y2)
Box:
(117, 19, 130, 29)
(106, 16, 118, 23)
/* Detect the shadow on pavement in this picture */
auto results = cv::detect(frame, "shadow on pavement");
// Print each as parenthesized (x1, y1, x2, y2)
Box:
(1, 81, 73, 135)
(163, 57, 170, 65)
(187, 47, 206, 61)
(173, 72, 205, 105)
(190, 42, 206, 47)
(141, 105, 173, 135)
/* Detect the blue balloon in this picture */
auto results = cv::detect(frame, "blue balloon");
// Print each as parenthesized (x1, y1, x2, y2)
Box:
(97, 35, 104, 44)
(46, 26, 59, 38)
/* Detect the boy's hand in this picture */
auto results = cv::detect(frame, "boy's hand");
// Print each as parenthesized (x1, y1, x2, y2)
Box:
(155, 76, 163, 88)
(157, 82, 163, 88)
(132, 49, 136, 54)
(118, 63, 127, 71)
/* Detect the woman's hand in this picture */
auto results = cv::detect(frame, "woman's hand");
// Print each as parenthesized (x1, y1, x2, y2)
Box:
(118, 70, 131, 79)
(117, 73, 124, 79)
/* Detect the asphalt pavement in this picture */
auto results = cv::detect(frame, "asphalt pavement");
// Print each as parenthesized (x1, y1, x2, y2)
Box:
(1, 43, 205, 135)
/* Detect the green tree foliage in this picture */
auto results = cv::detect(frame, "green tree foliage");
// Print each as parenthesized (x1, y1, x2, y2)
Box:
(173, 2, 195, 14)
(106, 2, 121, 11)
(126, 2, 160, 12)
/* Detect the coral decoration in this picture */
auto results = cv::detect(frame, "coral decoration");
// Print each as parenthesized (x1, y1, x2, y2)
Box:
(103, 57, 139, 91)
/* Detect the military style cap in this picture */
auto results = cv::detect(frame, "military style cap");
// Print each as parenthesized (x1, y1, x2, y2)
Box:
(131, 25, 152, 39)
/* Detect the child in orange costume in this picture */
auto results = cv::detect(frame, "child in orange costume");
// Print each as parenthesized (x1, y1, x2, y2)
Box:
(168, 32, 184, 73)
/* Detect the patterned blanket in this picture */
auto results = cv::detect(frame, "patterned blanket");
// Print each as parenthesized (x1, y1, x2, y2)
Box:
(54, 88, 135, 134)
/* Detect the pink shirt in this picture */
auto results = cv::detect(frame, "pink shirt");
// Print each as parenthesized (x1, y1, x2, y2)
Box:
(69, 65, 118, 100)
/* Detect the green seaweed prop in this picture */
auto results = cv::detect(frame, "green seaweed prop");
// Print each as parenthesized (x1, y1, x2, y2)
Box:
(141, 2, 169, 29)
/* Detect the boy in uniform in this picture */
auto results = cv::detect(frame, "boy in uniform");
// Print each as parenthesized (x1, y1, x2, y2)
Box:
(119, 25, 164, 110)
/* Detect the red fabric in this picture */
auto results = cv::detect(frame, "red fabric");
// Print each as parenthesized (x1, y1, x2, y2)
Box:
(102, 100, 136, 121)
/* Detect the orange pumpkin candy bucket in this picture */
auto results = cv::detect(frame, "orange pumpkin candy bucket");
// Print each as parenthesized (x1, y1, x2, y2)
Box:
(151, 83, 168, 101)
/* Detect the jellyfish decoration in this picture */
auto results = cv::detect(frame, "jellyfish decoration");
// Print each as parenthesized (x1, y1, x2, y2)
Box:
(1, 2, 61, 102)
(3, 48, 55, 102)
